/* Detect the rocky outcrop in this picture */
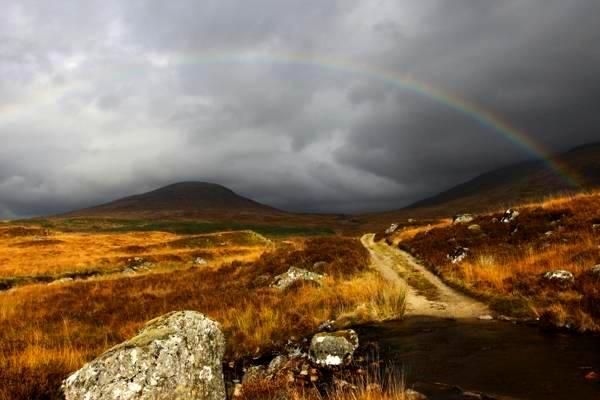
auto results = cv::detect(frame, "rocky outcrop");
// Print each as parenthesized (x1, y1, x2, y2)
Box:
(62, 311, 226, 400)
(271, 267, 324, 290)
(453, 214, 474, 224)
(309, 330, 358, 367)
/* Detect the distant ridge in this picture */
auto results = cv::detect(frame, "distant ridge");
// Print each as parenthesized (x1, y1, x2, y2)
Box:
(67, 182, 282, 218)
(406, 142, 600, 215)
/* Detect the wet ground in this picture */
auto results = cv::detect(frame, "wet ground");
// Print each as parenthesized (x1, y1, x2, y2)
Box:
(358, 317, 600, 400)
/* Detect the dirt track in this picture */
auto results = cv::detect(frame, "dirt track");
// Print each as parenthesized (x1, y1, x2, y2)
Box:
(361, 234, 489, 319)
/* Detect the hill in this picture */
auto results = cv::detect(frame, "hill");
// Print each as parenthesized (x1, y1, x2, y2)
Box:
(407, 142, 600, 215)
(67, 182, 283, 219)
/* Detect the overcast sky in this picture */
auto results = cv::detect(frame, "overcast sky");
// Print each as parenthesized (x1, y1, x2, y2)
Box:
(1, 0, 599, 217)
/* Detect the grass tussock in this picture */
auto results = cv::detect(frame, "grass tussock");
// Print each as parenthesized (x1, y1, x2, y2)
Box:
(0, 236, 405, 400)
(398, 191, 600, 329)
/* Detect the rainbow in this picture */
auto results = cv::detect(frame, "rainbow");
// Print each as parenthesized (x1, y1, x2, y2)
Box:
(163, 51, 580, 187)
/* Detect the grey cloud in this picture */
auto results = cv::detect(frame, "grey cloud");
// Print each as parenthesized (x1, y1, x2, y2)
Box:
(0, 0, 599, 217)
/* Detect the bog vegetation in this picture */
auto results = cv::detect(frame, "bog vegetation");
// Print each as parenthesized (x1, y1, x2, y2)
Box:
(0, 233, 405, 400)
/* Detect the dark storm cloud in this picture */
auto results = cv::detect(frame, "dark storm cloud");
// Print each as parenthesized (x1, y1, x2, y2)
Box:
(0, 0, 599, 217)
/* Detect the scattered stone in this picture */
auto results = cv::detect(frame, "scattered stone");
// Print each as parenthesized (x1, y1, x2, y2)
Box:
(242, 365, 267, 384)
(48, 277, 74, 286)
(542, 270, 575, 288)
(267, 355, 289, 375)
(408, 218, 416, 223)
(271, 267, 324, 290)
(447, 247, 469, 264)
(478, 315, 494, 321)
(453, 214, 474, 224)
(194, 257, 207, 265)
(309, 330, 359, 367)
(467, 224, 481, 232)
(501, 208, 520, 223)
(405, 389, 429, 400)
(127, 257, 153, 271)
(62, 311, 226, 400)
(313, 261, 328, 271)
(385, 223, 399, 234)
(589, 264, 600, 277)
(317, 320, 336, 332)
(544, 231, 554, 237)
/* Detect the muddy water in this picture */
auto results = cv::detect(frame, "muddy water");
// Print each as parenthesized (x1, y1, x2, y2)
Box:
(357, 317, 600, 400)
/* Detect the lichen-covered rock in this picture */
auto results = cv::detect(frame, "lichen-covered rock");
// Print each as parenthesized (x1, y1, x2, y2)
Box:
(452, 214, 474, 224)
(271, 267, 324, 290)
(309, 330, 358, 367)
(542, 270, 575, 288)
(62, 311, 226, 400)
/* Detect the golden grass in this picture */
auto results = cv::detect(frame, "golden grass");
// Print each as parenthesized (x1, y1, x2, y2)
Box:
(399, 192, 600, 328)
(0, 228, 270, 278)
(0, 236, 405, 400)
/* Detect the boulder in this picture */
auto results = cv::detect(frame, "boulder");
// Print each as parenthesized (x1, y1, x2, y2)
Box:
(501, 208, 520, 223)
(542, 270, 575, 288)
(453, 214, 474, 224)
(271, 267, 324, 290)
(62, 311, 226, 400)
(408, 218, 416, 223)
(467, 224, 481, 232)
(385, 223, 399, 234)
(309, 330, 358, 367)
(447, 247, 469, 264)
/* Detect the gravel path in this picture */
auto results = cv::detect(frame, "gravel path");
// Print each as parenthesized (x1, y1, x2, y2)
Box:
(361, 234, 490, 319)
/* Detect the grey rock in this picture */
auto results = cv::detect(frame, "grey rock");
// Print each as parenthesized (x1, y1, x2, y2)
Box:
(542, 270, 575, 287)
(309, 330, 358, 367)
(267, 355, 289, 375)
(271, 267, 324, 290)
(501, 208, 520, 223)
(62, 311, 226, 400)
(405, 389, 429, 400)
(447, 247, 469, 264)
(385, 223, 399, 234)
(453, 214, 474, 224)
